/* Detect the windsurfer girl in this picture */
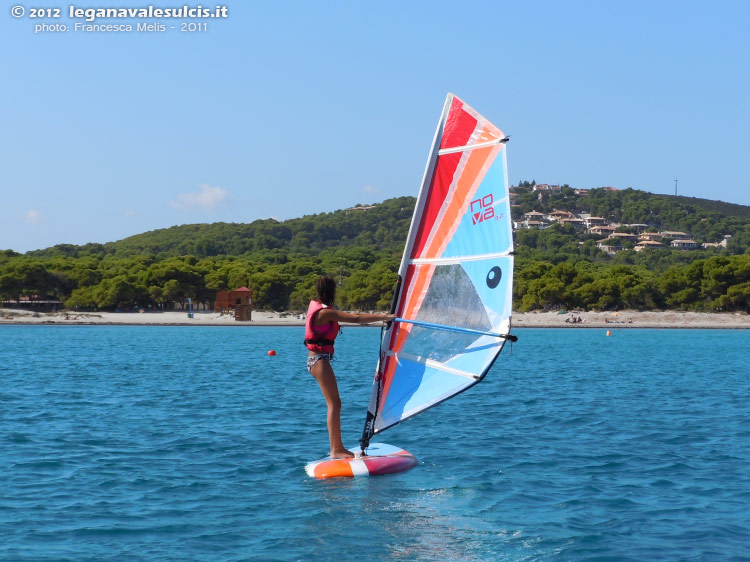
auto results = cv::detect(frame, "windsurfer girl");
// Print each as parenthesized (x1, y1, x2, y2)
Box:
(305, 276, 395, 459)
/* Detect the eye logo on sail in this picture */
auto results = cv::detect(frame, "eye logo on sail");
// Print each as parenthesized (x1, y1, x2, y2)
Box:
(486, 266, 502, 289)
(471, 194, 503, 225)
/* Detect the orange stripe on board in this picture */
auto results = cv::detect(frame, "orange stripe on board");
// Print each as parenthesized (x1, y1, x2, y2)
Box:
(312, 460, 355, 479)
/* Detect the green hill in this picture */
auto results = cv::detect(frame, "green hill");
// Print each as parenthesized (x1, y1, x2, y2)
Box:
(27, 196, 416, 260)
(512, 184, 750, 247)
(2, 188, 750, 313)
(672, 195, 750, 220)
(24, 187, 750, 261)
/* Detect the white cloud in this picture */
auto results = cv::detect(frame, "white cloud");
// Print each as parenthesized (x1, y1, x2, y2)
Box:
(362, 185, 378, 194)
(169, 184, 228, 210)
(24, 209, 41, 223)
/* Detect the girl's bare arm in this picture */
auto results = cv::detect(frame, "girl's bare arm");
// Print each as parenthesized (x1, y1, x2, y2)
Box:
(316, 309, 396, 325)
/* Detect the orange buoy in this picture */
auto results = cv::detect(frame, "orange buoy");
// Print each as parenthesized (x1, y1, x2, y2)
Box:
(268, 350, 277, 356)
(606, 330, 612, 336)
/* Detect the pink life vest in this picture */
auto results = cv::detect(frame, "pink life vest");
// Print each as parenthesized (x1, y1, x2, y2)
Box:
(304, 300, 340, 354)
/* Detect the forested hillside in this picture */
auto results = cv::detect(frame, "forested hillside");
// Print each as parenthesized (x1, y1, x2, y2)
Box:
(2, 188, 750, 313)
(2, 197, 414, 312)
(26, 196, 415, 259)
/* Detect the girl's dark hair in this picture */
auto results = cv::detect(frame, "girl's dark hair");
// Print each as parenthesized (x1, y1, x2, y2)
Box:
(315, 276, 336, 307)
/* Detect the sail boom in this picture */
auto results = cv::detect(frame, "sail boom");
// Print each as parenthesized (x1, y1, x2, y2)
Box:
(409, 250, 512, 266)
(394, 318, 511, 339)
(385, 350, 481, 380)
(438, 138, 505, 155)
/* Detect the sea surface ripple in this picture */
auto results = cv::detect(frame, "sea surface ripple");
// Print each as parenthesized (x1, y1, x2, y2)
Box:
(1, 325, 749, 560)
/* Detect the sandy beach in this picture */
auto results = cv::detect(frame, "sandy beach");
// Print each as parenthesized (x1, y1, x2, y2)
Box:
(1, 308, 749, 329)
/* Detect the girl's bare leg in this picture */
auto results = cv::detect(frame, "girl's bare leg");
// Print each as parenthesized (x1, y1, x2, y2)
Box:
(310, 359, 354, 459)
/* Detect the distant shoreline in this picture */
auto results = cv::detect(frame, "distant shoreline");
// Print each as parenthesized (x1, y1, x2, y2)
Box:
(2, 309, 749, 329)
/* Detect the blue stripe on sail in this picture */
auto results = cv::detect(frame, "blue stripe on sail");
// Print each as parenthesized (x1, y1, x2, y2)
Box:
(442, 338, 503, 374)
(443, 154, 510, 259)
(394, 318, 506, 338)
(379, 359, 475, 427)
(461, 257, 514, 320)
(378, 334, 506, 429)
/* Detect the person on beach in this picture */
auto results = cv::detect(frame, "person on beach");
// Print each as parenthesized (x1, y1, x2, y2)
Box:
(305, 276, 395, 459)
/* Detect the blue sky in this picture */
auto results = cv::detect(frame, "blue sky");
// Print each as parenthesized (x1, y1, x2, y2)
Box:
(2, 0, 748, 253)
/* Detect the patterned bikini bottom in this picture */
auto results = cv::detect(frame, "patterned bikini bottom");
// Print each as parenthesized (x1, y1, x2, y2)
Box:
(306, 353, 334, 373)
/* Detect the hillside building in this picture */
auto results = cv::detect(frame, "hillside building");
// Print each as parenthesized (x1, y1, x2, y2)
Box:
(597, 240, 619, 255)
(548, 210, 575, 222)
(609, 232, 638, 242)
(660, 231, 689, 239)
(671, 239, 698, 250)
(638, 232, 663, 242)
(559, 218, 587, 229)
(588, 225, 617, 236)
(623, 224, 650, 233)
(523, 211, 547, 220)
(532, 184, 561, 193)
(514, 219, 548, 230)
(635, 240, 663, 251)
(584, 216, 609, 228)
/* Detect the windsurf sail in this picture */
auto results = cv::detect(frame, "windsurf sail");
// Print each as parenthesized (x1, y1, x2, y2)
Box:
(361, 94, 515, 450)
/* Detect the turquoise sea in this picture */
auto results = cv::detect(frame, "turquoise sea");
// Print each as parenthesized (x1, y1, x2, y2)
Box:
(1, 325, 749, 561)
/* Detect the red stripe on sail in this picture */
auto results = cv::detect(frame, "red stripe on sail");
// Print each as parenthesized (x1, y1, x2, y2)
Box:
(441, 97, 479, 150)
(410, 97, 477, 260)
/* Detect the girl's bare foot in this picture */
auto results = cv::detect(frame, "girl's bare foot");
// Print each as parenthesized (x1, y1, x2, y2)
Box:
(330, 449, 355, 459)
